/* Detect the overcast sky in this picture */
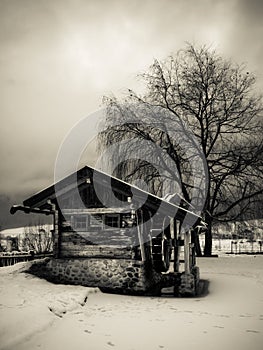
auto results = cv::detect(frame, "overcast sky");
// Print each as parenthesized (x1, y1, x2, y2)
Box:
(0, 0, 262, 227)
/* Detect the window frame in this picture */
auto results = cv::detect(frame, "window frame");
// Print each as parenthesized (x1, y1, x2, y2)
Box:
(103, 214, 120, 229)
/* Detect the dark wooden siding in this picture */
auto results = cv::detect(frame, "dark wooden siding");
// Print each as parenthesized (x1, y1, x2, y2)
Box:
(59, 230, 134, 258)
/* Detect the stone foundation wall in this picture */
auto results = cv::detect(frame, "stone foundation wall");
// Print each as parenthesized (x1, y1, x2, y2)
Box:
(28, 258, 163, 294)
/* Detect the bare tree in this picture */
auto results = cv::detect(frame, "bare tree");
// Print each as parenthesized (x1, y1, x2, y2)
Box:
(22, 224, 53, 254)
(99, 44, 263, 256)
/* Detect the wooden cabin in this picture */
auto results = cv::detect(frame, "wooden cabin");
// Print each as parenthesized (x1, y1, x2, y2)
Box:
(11, 165, 203, 296)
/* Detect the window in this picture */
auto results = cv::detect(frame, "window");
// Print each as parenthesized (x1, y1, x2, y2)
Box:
(90, 214, 103, 229)
(72, 214, 120, 231)
(104, 214, 120, 228)
(73, 215, 88, 231)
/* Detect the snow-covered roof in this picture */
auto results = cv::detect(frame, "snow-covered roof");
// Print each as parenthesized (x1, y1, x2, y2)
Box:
(0, 227, 24, 237)
(22, 165, 202, 222)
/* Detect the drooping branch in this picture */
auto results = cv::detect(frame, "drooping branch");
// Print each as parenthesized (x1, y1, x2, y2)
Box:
(98, 43, 263, 256)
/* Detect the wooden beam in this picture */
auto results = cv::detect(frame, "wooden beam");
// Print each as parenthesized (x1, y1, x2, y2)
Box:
(63, 207, 131, 214)
(50, 201, 60, 258)
(137, 225, 146, 262)
(170, 217, 176, 273)
(59, 243, 133, 259)
(174, 220, 181, 272)
(184, 229, 191, 274)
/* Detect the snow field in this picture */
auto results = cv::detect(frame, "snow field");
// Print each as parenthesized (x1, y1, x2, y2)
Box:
(0, 256, 262, 350)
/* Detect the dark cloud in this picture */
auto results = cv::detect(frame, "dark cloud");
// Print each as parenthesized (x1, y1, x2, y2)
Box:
(0, 194, 52, 229)
(220, 0, 263, 85)
(0, 0, 262, 228)
(239, 0, 263, 23)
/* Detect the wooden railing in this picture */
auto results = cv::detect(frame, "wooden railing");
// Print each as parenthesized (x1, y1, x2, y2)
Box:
(0, 253, 53, 267)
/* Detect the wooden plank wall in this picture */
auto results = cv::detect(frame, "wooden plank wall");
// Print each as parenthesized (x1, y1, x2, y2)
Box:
(59, 230, 135, 259)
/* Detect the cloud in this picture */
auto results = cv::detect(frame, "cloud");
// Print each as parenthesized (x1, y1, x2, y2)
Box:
(239, 0, 263, 23)
(0, 0, 262, 227)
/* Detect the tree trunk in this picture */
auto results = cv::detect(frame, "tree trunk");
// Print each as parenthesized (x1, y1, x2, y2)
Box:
(204, 217, 212, 256)
(191, 228, 203, 257)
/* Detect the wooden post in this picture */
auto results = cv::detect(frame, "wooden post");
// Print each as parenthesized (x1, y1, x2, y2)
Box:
(49, 201, 59, 258)
(171, 218, 180, 273)
(190, 228, 196, 268)
(170, 217, 175, 273)
(136, 210, 146, 262)
(184, 229, 191, 274)
(175, 220, 181, 272)
(138, 229, 146, 261)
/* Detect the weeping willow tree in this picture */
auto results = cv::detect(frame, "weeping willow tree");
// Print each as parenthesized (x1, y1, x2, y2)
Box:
(98, 44, 263, 256)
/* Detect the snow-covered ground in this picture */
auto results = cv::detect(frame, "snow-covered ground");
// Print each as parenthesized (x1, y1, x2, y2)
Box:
(0, 256, 262, 350)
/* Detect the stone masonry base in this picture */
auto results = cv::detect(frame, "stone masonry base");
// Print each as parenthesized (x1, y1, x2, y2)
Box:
(26, 258, 200, 296)
(27, 258, 164, 295)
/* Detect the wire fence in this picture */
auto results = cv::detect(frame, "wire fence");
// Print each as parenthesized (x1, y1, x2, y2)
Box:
(200, 237, 263, 255)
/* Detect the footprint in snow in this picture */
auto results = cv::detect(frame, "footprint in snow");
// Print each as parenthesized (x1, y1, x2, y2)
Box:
(107, 341, 115, 346)
(246, 329, 260, 334)
(239, 314, 253, 318)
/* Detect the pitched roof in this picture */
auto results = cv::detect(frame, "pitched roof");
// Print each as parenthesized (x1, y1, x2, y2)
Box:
(23, 165, 201, 222)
